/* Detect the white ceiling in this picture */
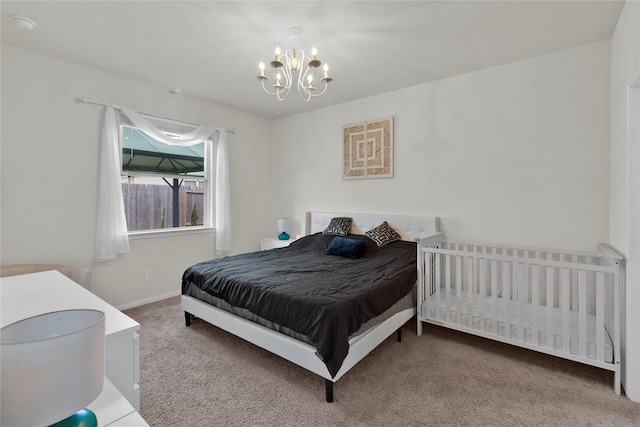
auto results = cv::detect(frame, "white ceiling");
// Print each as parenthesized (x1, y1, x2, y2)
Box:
(0, 1, 625, 119)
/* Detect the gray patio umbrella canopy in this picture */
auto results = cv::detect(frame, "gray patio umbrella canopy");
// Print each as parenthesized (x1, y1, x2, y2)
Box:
(122, 126, 205, 176)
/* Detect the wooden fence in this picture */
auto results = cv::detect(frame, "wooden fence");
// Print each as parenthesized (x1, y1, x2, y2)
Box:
(122, 183, 204, 231)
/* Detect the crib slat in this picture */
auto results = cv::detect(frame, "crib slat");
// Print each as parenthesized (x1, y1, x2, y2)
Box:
(571, 254, 579, 311)
(479, 257, 486, 332)
(456, 256, 462, 326)
(503, 260, 510, 339)
(586, 256, 594, 314)
(518, 263, 525, 341)
(596, 272, 605, 362)
(467, 256, 473, 329)
(432, 252, 438, 319)
(561, 268, 571, 353)
(531, 265, 540, 346)
(424, 251, 430, 317)
(435, 253, 441, 321)
(579, 270, 587, 357)
(491, 259, 498, 335)
(445, 255, 451, 324)
(546, 266, 554, 350)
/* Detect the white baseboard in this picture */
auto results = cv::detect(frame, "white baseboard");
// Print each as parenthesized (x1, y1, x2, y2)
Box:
(116, 290, 181, 311)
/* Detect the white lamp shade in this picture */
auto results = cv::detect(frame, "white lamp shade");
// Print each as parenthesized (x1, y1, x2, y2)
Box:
(277, 218, 291, 233)
(1, 309, 105, 427)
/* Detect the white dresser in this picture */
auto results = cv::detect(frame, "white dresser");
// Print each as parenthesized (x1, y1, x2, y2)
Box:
(1, 270, 144, 422)
(87, 377, 148, 426)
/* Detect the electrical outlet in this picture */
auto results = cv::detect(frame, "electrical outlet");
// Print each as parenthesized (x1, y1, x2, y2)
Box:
(145, 269, 154, 281)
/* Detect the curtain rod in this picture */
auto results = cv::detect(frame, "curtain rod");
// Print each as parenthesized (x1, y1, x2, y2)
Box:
(77, 96, 236, 134)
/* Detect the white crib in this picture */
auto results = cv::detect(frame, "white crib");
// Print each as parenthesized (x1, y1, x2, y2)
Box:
(417, 234, 623, 394)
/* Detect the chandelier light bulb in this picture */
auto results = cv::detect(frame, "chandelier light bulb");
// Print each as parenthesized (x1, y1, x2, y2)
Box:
(311, 47, 317, 60)
(323, 64, 329, 78)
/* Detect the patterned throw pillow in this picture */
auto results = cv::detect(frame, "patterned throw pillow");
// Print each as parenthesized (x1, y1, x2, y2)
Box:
(322, 217, 353, 236)
(365, 221, 401, 247)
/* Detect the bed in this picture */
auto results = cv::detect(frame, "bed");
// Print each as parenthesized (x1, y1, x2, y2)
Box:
(181, 211, 440, 402)
(417, 237, 623, 394)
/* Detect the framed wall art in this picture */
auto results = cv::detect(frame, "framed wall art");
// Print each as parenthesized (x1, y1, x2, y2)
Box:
(342, 116, 394, 179)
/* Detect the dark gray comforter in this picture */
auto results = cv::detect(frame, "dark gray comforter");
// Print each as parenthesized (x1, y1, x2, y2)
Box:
(181, 233, 417, 377)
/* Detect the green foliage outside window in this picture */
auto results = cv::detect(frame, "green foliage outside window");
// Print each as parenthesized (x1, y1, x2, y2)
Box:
(190, 204, 199, 226)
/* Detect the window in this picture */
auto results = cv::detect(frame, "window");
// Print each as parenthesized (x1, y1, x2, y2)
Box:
(96, 105, 227, 262)
(119, 115, 212, 233)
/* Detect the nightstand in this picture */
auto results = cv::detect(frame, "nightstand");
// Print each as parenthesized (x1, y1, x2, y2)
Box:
(260, 237, 296, 250)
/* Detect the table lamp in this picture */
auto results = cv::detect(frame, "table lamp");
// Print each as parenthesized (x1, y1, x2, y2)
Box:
(1, 309, 105, 427)
(277, 218, 291, 240)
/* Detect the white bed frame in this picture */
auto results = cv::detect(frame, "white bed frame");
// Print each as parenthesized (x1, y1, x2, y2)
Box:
(417, 237, 623, 394)
(181, 211, 439, 402)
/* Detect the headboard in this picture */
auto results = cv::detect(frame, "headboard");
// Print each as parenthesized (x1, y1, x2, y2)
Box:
(306, 211, 439, 242)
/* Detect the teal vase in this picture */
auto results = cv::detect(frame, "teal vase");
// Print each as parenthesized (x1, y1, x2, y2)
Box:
(50, 409, 98, 427)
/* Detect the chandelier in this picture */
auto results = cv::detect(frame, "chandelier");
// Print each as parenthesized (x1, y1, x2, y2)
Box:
(256, 27, 332, 102)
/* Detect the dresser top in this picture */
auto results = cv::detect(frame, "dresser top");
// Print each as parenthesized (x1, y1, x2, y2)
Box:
(1, 270, 139, 336)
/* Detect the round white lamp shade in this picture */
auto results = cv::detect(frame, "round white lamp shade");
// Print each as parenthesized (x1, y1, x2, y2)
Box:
(1, 309, 105, 427)
(277, 218, 291, 240)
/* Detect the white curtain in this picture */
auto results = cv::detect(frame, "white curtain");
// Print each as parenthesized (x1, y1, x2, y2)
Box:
(215, 130, 231, 254)
(95, 105, 231, 261)
(95, 106, 130, 261)
(118, 106, 217, 145)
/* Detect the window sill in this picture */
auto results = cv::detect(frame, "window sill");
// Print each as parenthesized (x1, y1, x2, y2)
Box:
(128, 226, 214, 240)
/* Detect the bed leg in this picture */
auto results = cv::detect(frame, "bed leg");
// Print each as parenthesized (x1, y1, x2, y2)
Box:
(185, 311, 192, 327)
(396, 328, 402, 343)
(325, 379, 334, 403)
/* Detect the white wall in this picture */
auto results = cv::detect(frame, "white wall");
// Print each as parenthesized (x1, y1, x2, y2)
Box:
(1, 45, 275, 308)
(275, 38, 640, 399)
(274, 41, 611, 253)
(3, 26, 635, 400)
(610, 0, 640, 402)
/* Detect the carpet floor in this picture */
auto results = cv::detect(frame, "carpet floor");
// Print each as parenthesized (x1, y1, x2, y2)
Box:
(124, 297, 640, 426)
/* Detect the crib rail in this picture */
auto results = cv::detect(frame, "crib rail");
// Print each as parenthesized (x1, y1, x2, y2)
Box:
(416, 238, 622, 395)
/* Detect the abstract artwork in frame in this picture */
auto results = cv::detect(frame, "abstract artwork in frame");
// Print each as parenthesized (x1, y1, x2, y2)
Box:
(342, 116, 394, 179)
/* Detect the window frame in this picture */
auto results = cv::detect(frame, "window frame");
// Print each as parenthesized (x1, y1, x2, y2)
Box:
(118, 116, 214, 237)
